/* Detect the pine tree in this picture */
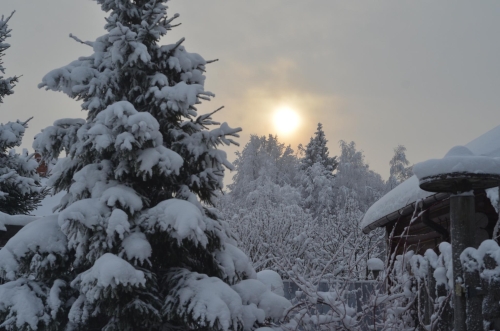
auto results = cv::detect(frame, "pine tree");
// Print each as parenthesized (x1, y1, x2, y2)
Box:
(0, 12, 45, 215)
(0, 2, 289, 330)
(299, 123, 337, 172)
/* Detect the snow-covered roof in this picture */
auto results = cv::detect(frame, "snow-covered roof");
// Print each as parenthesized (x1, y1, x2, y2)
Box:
(31, 188, 65, 217)
(414, 146, 500, 181)
(360, 176, 433, 232)
(361, 124, 500, 233)
(0, 212, 40, 231)
(0, 179, 65, 231)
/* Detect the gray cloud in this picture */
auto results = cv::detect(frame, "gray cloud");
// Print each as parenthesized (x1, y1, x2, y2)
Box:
(2, 0, 500, 180)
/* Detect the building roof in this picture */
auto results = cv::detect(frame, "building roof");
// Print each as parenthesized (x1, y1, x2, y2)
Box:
(361, 124, 500, 234)
(0, 179, 65, 231)
(0, 212, 40, 231)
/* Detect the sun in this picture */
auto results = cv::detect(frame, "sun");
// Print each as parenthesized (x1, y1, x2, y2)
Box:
(273, 106, 300, 134)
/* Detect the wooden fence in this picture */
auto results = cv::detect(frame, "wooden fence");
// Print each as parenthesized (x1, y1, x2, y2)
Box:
(280, 239, 500, 330)
(407, 239, 500, 331)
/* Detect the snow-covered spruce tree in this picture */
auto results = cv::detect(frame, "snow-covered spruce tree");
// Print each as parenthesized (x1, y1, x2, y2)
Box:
(299, 123, 337, 173)
(0, 2, 290, 330)
(298, 124, 337, 222)
(0, 12, 45, 215)
(387, 145, 412, 190)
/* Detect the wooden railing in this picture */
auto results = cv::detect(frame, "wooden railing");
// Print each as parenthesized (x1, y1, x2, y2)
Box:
(408, 239, 500, 330)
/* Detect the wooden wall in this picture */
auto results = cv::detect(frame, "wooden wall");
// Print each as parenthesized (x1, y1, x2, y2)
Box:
(385, 189, 499, 256)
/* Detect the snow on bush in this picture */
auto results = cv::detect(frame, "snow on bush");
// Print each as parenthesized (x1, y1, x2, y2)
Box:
(215, 243, 257, 284)
(367, 258, 384, 271)
(232, 279, 291, 321)
(165, 269, 290, 331)
(257, 270, 285, 297)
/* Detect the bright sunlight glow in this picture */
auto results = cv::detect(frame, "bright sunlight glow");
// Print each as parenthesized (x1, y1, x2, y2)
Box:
(273, 106, 300, 134)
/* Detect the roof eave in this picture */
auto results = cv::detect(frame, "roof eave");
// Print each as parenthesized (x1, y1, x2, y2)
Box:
(361, 192, 450, 234)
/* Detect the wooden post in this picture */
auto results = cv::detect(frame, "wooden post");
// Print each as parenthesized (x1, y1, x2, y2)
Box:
(462, 250, 483, 331)
(426, 263, 435, 326)
(417, 279, 428, 331)
(435, 282, 453, 331)
(483, 254, 500, 330)
(449, 194, 475, 331)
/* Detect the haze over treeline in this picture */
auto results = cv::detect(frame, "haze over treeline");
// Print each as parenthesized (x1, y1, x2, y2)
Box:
(3, 0, 500, 178)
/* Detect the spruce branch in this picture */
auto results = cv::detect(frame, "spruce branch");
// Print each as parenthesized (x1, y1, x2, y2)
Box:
(170, 37, 185, 53)
(69, 33, 94, 47)
(0, 11, 15, 30)
(21, 116, 33, 126)
(164, 13, 180, 26)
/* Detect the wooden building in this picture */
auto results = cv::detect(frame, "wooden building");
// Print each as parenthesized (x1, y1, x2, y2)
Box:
(0, 214, 39, 249)
(361, 125, 500, 255)
(0, 224, 23, 248)
(34, 152, 49, 177)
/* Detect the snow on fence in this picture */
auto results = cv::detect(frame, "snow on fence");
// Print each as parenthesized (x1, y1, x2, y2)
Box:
(279, 238, 500, 331)
(397, 239, 500, 330)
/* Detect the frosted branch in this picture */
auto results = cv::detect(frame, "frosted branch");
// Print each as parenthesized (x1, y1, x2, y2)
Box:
(21, 116, 33, 126)
(69, 33, 93, 47)
(171, 37, 185, 52)
(0, 11, 15, 29)
(164, 13, 180, 26)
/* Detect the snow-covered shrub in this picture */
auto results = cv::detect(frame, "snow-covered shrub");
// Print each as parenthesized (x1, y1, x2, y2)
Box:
(220, 130, 387, 283)
(224, 180, 316, 273)
(279, 243, 418, 331)
(219, 135, 315, 274)
(227, 134, 300, 201)
(335, 140, 386, 212)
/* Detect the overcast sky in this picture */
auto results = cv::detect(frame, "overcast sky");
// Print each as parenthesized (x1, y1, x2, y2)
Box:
(2, 0, 500, 180)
